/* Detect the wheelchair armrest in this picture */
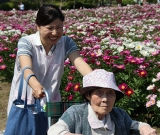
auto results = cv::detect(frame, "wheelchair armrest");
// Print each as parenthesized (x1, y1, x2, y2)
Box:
(130, 129, 140, 135)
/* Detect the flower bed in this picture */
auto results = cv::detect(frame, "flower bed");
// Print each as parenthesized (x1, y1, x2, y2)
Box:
(0, 4, 160, 126)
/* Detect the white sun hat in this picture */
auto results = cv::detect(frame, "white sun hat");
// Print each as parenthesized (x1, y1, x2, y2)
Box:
(80, 69, 124, 101)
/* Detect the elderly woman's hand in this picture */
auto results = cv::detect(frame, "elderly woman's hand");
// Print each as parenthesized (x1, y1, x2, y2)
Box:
(139, 125, 157, 135)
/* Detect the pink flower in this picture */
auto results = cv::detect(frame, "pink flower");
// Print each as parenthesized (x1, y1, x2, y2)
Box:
(0, 65, 7, 70)
(68, 75, 73, 81)
(152, 50, 159, 56)
(3, 47, 9, 51)
(83, 58, 88, 62)
(9, 54, 16, 59)
(93, 45, 100, 49)
(68, 95, 73, 101)
(90, 52, 97, 58)
(0, 59, 3, 63)
(67, 82, 73, 87)
(95, 61, 101, 66)
(113, 64, 125, 70)
(120, 49, 129, 56)
(103, 55, 111, 62)
(64, 59, 70, 65)
(146, 94, 157, 100)
(146, 100, 156, 108)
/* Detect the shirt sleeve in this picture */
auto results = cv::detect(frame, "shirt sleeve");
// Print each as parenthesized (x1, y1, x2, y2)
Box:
(17, 36, 33, 57)
(47, 119, 70, 135)
(131, 120, 150, 130)
(65, 36, 79, 59)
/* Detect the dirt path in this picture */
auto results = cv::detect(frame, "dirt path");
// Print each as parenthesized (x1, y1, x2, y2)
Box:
(0, 82, 10, 131)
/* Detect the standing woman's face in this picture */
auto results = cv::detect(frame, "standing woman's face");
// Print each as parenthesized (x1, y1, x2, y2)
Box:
(37, 18, 63, 47)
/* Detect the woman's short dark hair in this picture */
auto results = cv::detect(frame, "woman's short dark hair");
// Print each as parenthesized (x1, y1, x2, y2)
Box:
(82, 89, 96, 102)
(36, 5, 65, 26)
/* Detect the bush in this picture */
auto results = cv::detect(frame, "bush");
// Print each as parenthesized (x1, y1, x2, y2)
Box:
(0, 2, 17, 10)
(122, 0, 135, 5)
(61, 1, 95, 10)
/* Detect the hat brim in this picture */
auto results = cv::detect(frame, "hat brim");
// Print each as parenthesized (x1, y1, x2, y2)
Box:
(80, 86, 124, 101)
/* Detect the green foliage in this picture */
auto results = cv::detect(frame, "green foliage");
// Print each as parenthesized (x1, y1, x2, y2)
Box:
(122, 0, 135, 5)
(0, 2, 17, 10)
(147, 0, 157, 3)
(61, 1, 95, 10)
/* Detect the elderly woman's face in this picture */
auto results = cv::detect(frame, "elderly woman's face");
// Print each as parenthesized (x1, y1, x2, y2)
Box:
(87, 88, 116, 120)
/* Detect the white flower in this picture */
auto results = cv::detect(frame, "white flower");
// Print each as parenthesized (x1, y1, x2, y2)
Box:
(140, 50, 149, 57)
(135, 44, 144, 51)
(101, 37, 110, 42)
(156, 100, 160, 108)
(147, 84, 155, 90)
(125, 42, 135, 49)
(152, 78, 158, 83)
(98, 30, 106, 36)
(110, 44, 118, 49)
(117, 46, 124, 52)
(156, 72, 160, 80)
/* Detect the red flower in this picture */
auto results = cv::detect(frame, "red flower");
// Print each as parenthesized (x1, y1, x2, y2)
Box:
(74, 83, 80, 92)
(138, 69, 147, 77)
(125, 88, 134, 97)
(118, 83, 128, 91)
(90, 58, 96, 63)
(65, 85, 71, 92)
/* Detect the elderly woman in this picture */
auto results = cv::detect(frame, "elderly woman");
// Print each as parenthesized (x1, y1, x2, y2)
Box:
(48, 69, 157, 135)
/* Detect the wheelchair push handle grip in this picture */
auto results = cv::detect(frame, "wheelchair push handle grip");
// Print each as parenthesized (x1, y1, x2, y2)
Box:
(43, 90, 50, 102)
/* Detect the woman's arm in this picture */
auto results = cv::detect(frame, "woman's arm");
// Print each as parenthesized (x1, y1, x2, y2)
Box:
(68, 51, 92, 76)
(19, 55, 45, 98)
(48, 119, 82, 135)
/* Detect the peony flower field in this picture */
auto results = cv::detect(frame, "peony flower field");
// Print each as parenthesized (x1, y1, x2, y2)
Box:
(0, 4, 160, 126)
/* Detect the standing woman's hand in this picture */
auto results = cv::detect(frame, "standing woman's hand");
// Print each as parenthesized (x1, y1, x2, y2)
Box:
(32, 85, 45, 98)
(19, 56, 46, 99)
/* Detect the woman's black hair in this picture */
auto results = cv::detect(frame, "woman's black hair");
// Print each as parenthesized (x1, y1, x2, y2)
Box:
(82, 87, 99, 102)
(36, 5, 65, 26)
(82, 91, 92, 102)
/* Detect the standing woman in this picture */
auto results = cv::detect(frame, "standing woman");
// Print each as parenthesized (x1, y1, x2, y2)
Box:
(7, 5, 92, 115)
